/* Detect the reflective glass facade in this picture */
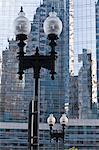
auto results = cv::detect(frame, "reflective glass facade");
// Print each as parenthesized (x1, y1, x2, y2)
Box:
(78, 49, 93, 119)
(65, 119, 99, 150)
(96, 0, 99, 104)
(1, 120, 99, 150)
(25, 0, 72, 149)
(74, 0, 96, 75)
(0, 0, 43, 149)
(0, 0, 98, 149)
(0, 128, 28, 150)
(69, 0, 97, 119)
(0, 0, 72, 149)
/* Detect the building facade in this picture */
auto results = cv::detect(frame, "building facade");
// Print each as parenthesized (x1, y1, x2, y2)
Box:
(74, 0, 96, 76)
(0, 0, 74, 149)
(25, 0, 74, 149)
(69, 0, 97, 120)
(69, 76, 79, 119)
(0, 40, 27, 122)
(78, 49, 93, 119)
(65, 119, 99, 149)
(0, 40, 29, 149)
(69, 48, 98, 119)
(1, 0, 98, 149)
(96, 0, 99, 105)
(0, 119, 99, 150)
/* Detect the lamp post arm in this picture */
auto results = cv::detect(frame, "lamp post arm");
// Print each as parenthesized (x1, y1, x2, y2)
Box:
(17, 49, 57, 80)
(50, 129, 65, 141)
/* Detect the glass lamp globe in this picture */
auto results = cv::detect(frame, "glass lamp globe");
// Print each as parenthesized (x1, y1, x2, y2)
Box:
(14, 7, 31, 36)
(60, 114, 68, 126)
(43, 11, 62, 37)
(47, 114, 56, 126)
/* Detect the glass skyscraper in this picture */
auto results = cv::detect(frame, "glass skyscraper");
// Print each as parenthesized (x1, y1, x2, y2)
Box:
(0, 0, 73, 149)
(74, 0, 97, 115)
(0, 0, 98, 149)
(69, 0, 97, 119)
(25, 0, 73, 149)
(74, 0, 96, 74)
(96, 0, 99, 104)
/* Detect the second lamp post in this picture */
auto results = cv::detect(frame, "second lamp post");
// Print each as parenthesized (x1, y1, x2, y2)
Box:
(47, 114, 68, 150)
(14, 7, 62, 150)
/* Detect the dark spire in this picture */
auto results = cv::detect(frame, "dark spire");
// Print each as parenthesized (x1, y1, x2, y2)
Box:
(20, 6, 23, 12)
(52, 7, 54, 12)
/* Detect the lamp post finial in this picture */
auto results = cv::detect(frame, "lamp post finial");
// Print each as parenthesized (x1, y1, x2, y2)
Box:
(20, 6, 23, 12)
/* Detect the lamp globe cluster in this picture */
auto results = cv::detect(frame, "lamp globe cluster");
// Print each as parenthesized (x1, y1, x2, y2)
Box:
(47, 114, 68, 126)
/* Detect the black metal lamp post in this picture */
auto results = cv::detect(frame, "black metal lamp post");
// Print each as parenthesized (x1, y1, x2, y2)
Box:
(47, 114, 68, 150)
(14, 7, 62, 150)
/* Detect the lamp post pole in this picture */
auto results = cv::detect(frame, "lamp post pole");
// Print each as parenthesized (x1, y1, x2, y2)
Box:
(14, 7, 62, 150)
(17, 37, 57, 150)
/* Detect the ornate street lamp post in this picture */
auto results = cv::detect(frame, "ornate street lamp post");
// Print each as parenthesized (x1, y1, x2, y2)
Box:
(14, 7, 62, 150)
(47, 114, 68, 150)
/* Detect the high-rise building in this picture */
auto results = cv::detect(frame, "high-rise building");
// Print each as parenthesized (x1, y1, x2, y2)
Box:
(65, 119, 99, 149)
(74, 0, 96, 78)
(0, 0, 98, 149)
(69, 0, 97, 119)
(26, 0, 74, 121)
(1, 119, 99, 150)
(0, 0, 74, 149)
(0, 40, 29, 149)
(96, 0, 99, 105)
(25, 0, 74, 149)
(69, 49, 98, 119)
(78, 49, 93, 119)
(0, 40, 29, 122)
(69, 76, 79, 119)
